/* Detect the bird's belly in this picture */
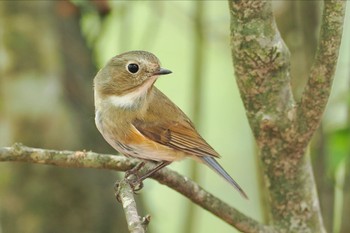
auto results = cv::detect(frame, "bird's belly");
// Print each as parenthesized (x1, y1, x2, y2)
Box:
(113, 138, 186, 162)
(95, 111, 186, 162)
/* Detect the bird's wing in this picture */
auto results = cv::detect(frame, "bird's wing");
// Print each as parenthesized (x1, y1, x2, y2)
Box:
(132, 88, 220, 158)
(132, 119, 220, 158)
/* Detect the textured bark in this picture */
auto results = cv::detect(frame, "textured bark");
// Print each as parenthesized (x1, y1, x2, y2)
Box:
(116, 180, 147, 233)
(228, 0, 345, 232)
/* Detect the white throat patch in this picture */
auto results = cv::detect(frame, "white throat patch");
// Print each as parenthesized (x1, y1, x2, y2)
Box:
(108, 76, 157, 108)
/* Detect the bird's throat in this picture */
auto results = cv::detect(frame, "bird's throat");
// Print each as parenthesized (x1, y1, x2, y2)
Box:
(107, 77, 156, 109)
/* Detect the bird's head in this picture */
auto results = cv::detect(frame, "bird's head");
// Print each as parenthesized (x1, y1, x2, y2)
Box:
(94, 50, 172, 109)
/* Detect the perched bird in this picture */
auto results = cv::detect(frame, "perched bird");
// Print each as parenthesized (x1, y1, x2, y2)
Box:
(94, 50, 247, 198)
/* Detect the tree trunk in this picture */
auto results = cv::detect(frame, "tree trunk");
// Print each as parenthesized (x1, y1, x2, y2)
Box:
(228, 0, 345, 232)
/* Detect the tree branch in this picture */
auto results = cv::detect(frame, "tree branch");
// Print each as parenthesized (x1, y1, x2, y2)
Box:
(0, 143, 274, 233)
(297, 0, 346, 142)
(116, 180, 147, 233)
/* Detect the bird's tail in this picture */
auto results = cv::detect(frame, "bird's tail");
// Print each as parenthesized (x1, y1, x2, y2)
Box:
(200, 156, 248, 199)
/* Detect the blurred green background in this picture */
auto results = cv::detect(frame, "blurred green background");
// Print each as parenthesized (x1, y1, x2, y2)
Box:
(0, 1, 349, 233)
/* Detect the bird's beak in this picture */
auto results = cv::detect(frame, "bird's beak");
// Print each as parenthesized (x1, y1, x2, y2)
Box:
(153, 68, 172, 76)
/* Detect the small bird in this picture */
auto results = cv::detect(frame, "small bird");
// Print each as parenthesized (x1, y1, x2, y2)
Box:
(94, 50, 247, 198)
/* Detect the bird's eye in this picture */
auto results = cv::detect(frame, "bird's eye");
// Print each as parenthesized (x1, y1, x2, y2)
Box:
(127, 63, 139, 74)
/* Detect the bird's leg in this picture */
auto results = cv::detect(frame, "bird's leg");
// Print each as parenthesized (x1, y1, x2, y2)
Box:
(125, 161, 145, 179)
(138, 161, 171, 182)
(115, 161, 145, 194)
(125, 161, 146, 191)
(128, 161, 171, 192)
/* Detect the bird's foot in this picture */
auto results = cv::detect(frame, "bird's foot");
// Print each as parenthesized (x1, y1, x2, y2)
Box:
(114, 180, 122, 202)
(125, 161, 145, 179)
(114, 178, 144, 202)
(121, 161, 171, 193)
(127, 178, 144, 192)
(123, 161, 145, 192)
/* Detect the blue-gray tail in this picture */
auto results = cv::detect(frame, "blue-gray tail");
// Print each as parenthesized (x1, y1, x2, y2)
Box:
(201, 156, 248, 199)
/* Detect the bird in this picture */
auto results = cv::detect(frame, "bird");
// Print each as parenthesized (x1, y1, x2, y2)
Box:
(94, 50, 247, 198)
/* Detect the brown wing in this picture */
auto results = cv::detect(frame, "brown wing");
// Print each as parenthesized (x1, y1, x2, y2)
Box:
(132, 88, 220, 158)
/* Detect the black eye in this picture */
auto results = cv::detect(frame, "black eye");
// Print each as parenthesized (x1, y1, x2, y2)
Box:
(127, 63, 139, 73)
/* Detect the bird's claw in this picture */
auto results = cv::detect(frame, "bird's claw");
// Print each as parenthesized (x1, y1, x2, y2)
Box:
(124, 169, 142, 192)
(114, 177, 144, 202)
(128, 178, 144, 192)
(125, 162, 145, 179)
(114, 180, 122, 202)
(123, 161, 146, 193)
